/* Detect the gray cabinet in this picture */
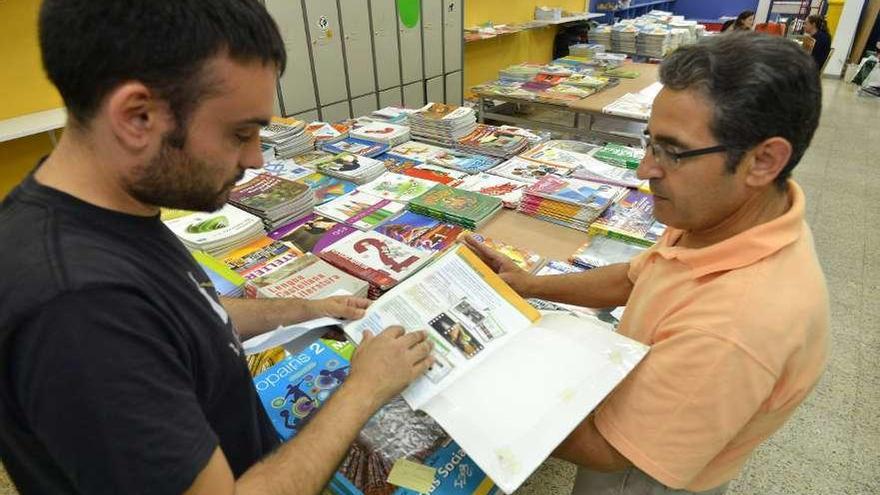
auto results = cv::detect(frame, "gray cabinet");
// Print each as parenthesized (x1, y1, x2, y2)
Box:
(293, 109, 320, 122)
(321, 101, 351, 122)
(422, 0, 444, 79)
(445, 70, 462, 105)
(351, 93, 378, 117)
(265, 0, 317, 115)
(304, 0, 348, 105)
(426, 76, 444, 103)
(443, 0, 462, 73)
(379, 87, 403, 108)
(371, 0, 401, 91)
(339, 0, 375, 98)
(403, 81, 425, 108)
(398, 7, 423, 84)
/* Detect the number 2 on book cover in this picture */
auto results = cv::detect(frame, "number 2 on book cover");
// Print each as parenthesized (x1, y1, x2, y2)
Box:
(353, 238, 420, 273)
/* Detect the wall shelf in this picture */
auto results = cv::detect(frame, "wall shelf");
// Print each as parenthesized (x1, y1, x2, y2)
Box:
(0, 108, 66, 144)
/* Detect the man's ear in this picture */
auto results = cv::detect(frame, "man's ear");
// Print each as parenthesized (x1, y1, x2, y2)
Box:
(104, 82, 170, 152)
(744, 137, 792, 188)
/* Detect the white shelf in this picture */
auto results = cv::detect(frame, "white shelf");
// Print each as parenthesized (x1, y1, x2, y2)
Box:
(532, 13, 606, 25)
(0, 108, 67, 144)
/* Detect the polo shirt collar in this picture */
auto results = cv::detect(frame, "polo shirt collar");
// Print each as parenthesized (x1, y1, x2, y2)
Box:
(651, 180, 806, 279)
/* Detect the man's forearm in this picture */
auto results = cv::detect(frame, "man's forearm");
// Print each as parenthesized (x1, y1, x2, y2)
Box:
(520, 262, 633, 308)
(236, 377, 381, 495)
(221, 297, 313, 340)
(553, 414, 632, 472)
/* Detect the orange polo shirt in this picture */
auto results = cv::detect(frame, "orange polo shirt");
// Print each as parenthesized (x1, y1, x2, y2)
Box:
(594, 180, 829, 491)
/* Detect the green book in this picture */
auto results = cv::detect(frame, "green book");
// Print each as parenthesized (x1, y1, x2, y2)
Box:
(603, 67, 640, 79)
(593, 144, 645, 170)
(191, 250, 247, 296)
(408, 184, 503, 229)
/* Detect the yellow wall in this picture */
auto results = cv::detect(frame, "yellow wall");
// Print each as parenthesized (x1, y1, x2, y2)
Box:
(464, 0, 588, 97)
(0, 0, 62, 197)
(826, 0, 845, 39)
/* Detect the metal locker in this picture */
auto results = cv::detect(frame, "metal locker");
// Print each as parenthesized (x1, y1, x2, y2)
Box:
(351, 93, 378, 117)
(264, 0, 317, 115)
(272, 87, 282, 117)
(321, 101, 351, 123)
(426, 76, 444, 103)
(371, 0, 401, 91)
(398, 4, 423, 85)
(304, 0, 348, 105)
(379, 87, 403, 108)
(422, 0, 443, 79)
(293, 109, 320, 122)
(442, 0, 462, 72)
(403, 81, 425, 108)
(339, 0, 376, 98)
(444, 71, 462, 105)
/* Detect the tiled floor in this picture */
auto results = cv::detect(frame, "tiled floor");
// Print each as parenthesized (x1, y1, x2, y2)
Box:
(0, 78, 877, 494)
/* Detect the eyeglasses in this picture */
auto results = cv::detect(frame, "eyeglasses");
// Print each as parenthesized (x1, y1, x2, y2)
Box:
(641, 133, 728, 169)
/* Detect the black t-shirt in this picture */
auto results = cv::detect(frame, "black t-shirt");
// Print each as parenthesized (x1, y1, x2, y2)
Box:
(0, 172, 280, 494)
(811, 30, 832, 70)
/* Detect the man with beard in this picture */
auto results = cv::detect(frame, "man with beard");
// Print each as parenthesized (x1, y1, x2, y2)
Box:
(0, 1, 432, 494)
(465, 33, 829, 495)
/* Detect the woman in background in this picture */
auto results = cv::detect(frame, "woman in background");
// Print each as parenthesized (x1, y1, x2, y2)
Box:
(805, 14, 833, 70)
(733, 10, 755, 31)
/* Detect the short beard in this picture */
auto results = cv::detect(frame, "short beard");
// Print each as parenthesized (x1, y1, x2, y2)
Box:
(127, 126, 241, 212)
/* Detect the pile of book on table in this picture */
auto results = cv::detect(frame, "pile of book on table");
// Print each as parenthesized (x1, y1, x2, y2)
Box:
(349, 120, 411, 147)
(456, 124, 533, 159)
(408, 184, 503, 229)
(163, 205, 265, 258)
(518, 175, 626, 231)
(229, 173, 315, 230)
(259, 117, 314, 159)
(314, 152, 387, 184)
(306, 121, 350, 145)
(407, 103, 477, 146)
(389, 141, 500, 175)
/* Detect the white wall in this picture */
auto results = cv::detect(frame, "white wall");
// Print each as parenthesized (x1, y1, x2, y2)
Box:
(825, 0, 867, 77)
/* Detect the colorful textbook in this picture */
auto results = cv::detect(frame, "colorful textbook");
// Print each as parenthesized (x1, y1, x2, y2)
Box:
(408, 184, 503, 230)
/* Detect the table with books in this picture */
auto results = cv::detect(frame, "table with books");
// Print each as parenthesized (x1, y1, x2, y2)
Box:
(164, 106, 659, 495)
(475, 62, 659, 146)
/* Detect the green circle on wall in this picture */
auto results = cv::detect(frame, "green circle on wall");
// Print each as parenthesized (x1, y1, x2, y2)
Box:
(398, 0, 421, 28)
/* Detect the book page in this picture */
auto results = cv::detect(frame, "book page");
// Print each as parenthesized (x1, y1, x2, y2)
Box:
(344, 245, 540, 409)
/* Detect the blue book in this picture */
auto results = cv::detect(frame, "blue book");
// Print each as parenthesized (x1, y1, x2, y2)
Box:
(321, 137, 390, 158)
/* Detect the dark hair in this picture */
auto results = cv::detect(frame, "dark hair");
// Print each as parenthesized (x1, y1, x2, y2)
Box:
(734, 10, 755, 29)
(659, 32, 822, 188)
(721, 20, 735, 32)
(39, 0, 286, 134)
(806, 14, 829, 33)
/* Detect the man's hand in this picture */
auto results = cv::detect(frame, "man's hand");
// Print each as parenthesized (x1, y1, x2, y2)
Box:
(304, 296, 371, 321)
(347, 326, 433, 406)
(461, 234, 534, 296)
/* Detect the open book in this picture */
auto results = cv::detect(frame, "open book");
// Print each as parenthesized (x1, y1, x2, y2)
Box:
(344, 245, 648, 493)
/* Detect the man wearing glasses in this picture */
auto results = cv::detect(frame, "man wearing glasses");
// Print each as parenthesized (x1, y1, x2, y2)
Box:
(465, 32, 828, 495)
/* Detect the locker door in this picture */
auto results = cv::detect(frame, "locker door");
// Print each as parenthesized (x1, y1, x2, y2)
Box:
(398, 3, 424, 85)
(442, 0, 462, 72)
(321, 101, 351, 123)
(351, 93, 379, 118)
(444, 70, 462, 105)
(371, 0, 401, 91)
(379, 87, 403, 108)
(293, 109, 320, 122)
(426, 76, 444, 104)
(272, 86, 282, 117)
(340, 0, 376, 98)
(422, 0, 443, 79)
(304, 0, 348, 105)
(265, 0, 317, 115)
(402, 81, 425, 108)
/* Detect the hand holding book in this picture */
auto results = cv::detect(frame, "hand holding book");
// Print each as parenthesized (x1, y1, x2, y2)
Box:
(460, 234, 534, 296)
(347, 327, 435, 405)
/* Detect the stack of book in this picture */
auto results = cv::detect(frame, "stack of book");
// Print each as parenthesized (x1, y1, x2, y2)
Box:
(489, 156, 572, 184)
(220, 236, 305, 283)
(314, 152, 387, 184)
(637, 26, 671, 58)
(589, 189, 666, 247)
(545, 139, 601, 154)
(229, 173, 315, 230)
(253, 159, 315, 182)
(288, 149, 333, 169)
(612, 23, 638, 53)
(260, 117, 314, 159)
(245, 252, 369, 300)
(569, 43, 605, 58)
(387, 141, 448, 162)
(496, 125, 551, 147)
(519, 143, 595, 173)
(570, 154, 647, 189)
(517, 176, 625, 231)
(570, 235, 647, 269)
(374, 211, 465, 252)
(370, 106, 414, 123)
(356, 173, 436, 203)
(589, 25, 613, 51)
(454, 172, 529, 209)
(499, 63, 543, 82)
(191, 250, 247, 297)
(428, 149, 501, 175)
(314, 190, 405, 231)
(386, 159, 470, 185)
(319, 230, 434, 299)
(295, 172, 357, 206)
(163, 205, 265, 257)
(408, 184, 503, 229)
(562, 73, 610, 90)
(456, 124, 532, 158)
(349, 121, 411, 147)
(592, 143, 645, 169)
(305, 121, 350, 145)
(407, 103, 478, 146)
(321, 137, 389, 158)
(268, 213, 357, 254)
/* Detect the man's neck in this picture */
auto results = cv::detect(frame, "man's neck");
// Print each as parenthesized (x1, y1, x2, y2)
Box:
(679, 185, 791, 249)
(34, 131, 159, 217)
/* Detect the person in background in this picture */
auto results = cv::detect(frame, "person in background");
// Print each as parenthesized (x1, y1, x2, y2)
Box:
(734, 10, 756, 31)
(805, 14, 833, 70)
(721, 19, 735, 33)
